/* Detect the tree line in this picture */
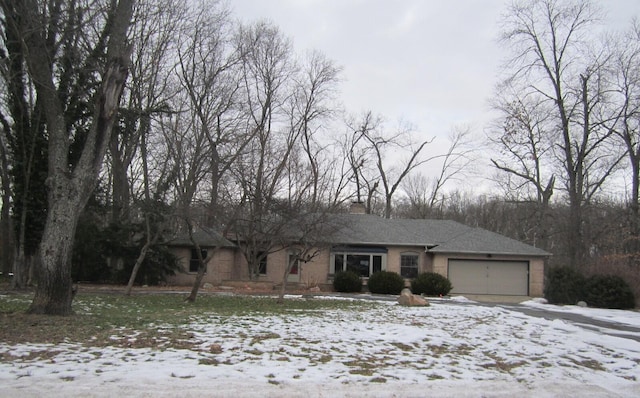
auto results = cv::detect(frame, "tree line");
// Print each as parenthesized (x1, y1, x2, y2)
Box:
(0, 0, 638, 314)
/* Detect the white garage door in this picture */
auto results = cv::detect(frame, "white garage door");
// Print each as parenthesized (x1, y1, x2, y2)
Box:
(448, 260, 529, 295)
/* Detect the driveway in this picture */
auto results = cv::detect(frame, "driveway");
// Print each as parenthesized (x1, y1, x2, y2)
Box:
(493, 303, 640, 342)
(331, 292, 640, 342)
(433, 295, 640, 343)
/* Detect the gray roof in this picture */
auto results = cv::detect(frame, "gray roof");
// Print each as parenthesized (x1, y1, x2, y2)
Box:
(167, 214, 550, 257)
(167, 227, 235, 248)
(328, 214, 550, 257)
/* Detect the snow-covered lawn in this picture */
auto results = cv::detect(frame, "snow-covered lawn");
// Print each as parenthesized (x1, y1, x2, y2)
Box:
(1, 295, 639, 397)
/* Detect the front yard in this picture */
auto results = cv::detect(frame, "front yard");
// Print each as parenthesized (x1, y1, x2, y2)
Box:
(1, 291, 639, 397)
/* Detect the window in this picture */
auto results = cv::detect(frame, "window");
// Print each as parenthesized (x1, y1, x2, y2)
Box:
(288, 254, 299, 275)
(334, 255, 344, 273)
(189, 248, 208, 273)
(257, 251, 268, 275)
(331, 247, 387, 277)
(400, 253, 419, 278)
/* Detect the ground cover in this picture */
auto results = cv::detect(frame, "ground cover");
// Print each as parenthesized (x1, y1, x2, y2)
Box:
(1, 291, 639, 397)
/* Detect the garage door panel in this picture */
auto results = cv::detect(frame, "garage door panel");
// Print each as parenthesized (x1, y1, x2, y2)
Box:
(448, 260, 529, 295)
(447, 261, 487, 294)
(486, 262, 529, 295)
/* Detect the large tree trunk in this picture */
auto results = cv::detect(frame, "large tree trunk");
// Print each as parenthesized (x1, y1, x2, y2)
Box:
(17, 0, 135, 315)
(28, 180, 80, 315)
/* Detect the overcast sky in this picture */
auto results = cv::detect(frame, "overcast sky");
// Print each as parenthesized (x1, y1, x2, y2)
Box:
(230, 0, 640, 192)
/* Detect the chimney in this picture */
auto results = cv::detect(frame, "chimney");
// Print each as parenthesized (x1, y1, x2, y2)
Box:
(349, 201, 366, 214)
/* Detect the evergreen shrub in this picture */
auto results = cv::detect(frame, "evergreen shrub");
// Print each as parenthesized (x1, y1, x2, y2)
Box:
(544, 266, 585, 305)
(411, 272, 452, 296)
(333, 270, 362, 293)
(367, 271, 405, 295)
(584, 274, 635, 309)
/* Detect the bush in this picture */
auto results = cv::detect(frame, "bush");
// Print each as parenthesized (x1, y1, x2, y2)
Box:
(585, 258, 640, 309)
(333, 270, 363, 293)
(411, 272, 452, 296)
(544, 266, 585, 305)
(584, 274, 635, 309)
(367, 271, 405, 295)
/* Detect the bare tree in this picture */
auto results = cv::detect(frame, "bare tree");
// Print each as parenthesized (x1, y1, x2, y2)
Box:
(489, 88, 556, 250)
(150, 2, 256, 302)
(606, 21, 640, 252)
(401, 126, 474, 218)
(499, 0, 624, 266)
(342, 118, 380, 213)
(4, 0, 135, 314)
(109, 0, 179, 225)
(230, 21, 298, 279)
(0, 2, 48, 289)
(290, 50, 341, 204)
(0, 114, 12, 278)
(348, 112, 432, 219)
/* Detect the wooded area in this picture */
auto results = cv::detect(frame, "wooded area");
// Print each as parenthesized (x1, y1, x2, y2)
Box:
(0, 0, 639, 314)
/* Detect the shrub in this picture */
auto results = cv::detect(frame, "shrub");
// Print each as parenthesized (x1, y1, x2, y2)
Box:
(411, 272, 452, 296)
(584, 274, 635, 309)
(333, 270, 363, 293)
(544, 266, 585, 305)
(367, 271, 405, 295)
(585, 257, 640, 309)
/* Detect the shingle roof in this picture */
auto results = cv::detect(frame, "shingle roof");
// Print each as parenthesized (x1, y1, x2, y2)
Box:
(167, 227, 235, 248)
(328, 214, 549, 257)
(167, 214, 550, 257)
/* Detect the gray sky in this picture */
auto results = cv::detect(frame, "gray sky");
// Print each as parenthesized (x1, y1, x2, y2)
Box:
(231, 0, 640, 191)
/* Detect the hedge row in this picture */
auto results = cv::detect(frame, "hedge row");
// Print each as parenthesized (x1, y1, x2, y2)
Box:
(333, 270, 452, 296)
(544, 266, 635, 309)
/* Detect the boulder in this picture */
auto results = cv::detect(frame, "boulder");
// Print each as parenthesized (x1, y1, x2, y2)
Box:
(398, 288, 429, 307)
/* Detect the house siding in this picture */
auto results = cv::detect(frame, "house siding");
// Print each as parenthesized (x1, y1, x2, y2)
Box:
(168, 245, 543, 296)
(205, 246, 332, 287)
(385, 246, 430, 275)
(169, 247, 235, 285)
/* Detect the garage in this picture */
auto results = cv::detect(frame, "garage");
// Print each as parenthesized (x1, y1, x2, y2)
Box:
(448, 259, 529, 295)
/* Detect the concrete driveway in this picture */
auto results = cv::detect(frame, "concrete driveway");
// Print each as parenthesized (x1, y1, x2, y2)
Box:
(333, 292, 640, 343)
(443, 295, 640, 343)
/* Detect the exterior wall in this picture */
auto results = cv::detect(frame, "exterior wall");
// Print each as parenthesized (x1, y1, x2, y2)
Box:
(385, 246, 430, 275)
(528, 258, 544, 297)
(168, 247, 236, 285)
(208, 245, 332, 287)
(302, 250, 331, 286)
(431, 252, 545, 297)
(168, 244, 544, 296)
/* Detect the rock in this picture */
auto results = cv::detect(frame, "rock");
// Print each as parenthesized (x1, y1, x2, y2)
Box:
(577, 301, 587, 308)
(202, 283, 214, 289)
(209, 344, 222, 353)
(309, 286, 321, 292)
(398, 288, 429, 307)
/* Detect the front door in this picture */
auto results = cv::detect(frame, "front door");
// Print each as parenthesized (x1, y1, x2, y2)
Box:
(287, 254, 300, 283)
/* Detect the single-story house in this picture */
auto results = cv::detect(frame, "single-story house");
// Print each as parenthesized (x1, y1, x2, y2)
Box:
(167, 209, 549, 296)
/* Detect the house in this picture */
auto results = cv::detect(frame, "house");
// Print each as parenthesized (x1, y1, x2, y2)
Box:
(167, 211, 549, 296)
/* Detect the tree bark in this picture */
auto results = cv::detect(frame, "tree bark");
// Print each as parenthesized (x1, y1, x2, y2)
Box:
(124, 235, 151, 296)
(18, 0, 135, 315)
(277, 256, 297, 303)
(184, 221, 215, 303)
(28, 179, 80, 314)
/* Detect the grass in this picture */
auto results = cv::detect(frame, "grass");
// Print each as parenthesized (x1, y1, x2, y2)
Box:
(0, 291, 374, 347)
